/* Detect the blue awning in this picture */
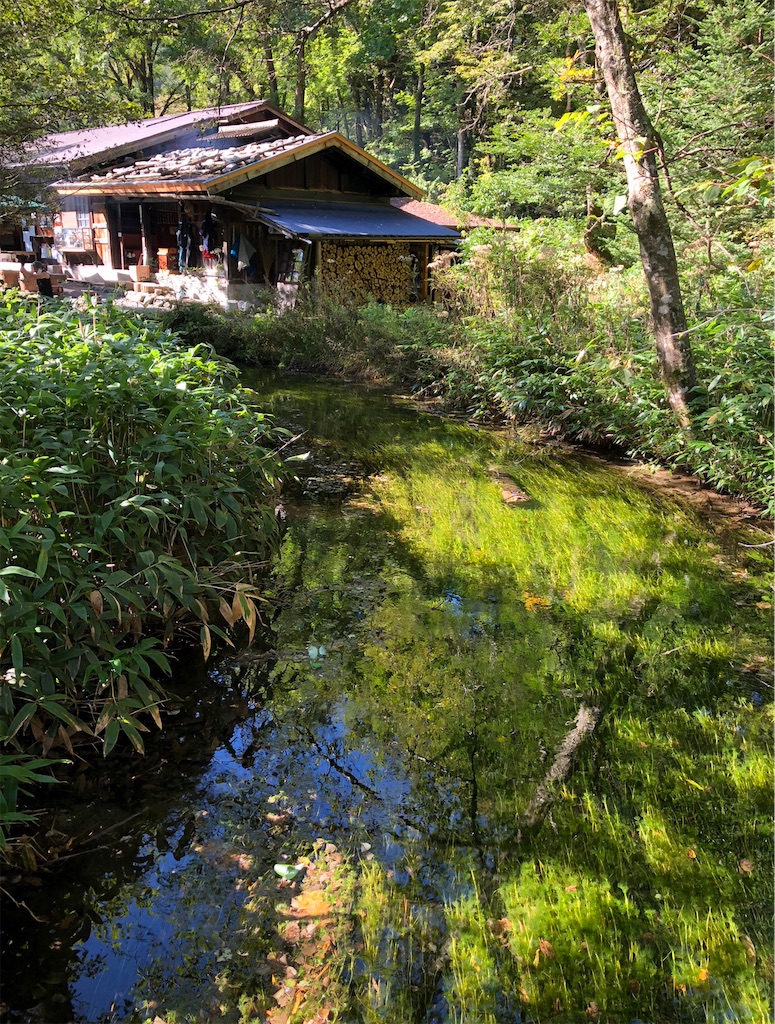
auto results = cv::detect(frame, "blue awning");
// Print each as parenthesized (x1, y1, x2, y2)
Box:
(254, 200, 460, 241)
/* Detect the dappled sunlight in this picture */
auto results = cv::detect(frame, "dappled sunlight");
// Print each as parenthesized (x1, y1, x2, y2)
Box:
(3, 373, 770, 1022)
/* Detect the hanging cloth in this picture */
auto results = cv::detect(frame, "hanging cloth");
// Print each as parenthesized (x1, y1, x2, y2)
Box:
(200, 210, 218, 258)
(176, 214, 191, 270)
(230, 234, 256, 272)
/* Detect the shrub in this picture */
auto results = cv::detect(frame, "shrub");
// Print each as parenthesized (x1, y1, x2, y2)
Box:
(0, 293, 288, 841)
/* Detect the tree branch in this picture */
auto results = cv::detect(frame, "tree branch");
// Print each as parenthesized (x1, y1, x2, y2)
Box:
(516, 703, 600, 842)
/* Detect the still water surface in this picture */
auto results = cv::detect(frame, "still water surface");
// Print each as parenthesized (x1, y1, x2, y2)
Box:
(2, 374, 771, 1023)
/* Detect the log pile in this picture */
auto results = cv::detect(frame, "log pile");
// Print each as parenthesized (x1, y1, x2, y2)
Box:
(320, 241, 414, 304)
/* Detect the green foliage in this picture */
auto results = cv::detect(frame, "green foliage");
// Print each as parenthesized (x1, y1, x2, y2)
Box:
(391, 226, 772, 514)
(0, 754, 62, 850)
(171, 290, 455, 385)
(0, 293, 287, 843)
(186, 226, 771, 515)
(450, 108, 615, 219)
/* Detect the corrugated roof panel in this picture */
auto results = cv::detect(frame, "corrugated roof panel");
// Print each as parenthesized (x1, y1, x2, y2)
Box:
(257, 201, 460, 240)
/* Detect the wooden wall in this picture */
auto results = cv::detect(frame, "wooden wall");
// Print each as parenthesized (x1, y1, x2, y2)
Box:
(239, 151, 394, 197)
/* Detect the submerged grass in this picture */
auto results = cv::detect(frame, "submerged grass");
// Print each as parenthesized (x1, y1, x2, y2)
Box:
(16, 372, 766, 1024)
(358, 430, 772, 1021)
(249, 374, 772, 1022)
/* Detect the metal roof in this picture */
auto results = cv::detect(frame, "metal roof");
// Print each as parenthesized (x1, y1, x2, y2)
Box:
(390, 198, 520, 231)
(25, 102, 309, 169)
(256, 200, 460, 240)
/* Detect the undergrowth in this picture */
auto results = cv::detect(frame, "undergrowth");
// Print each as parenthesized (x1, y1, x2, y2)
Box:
(0, 292, 288, 846)
(165, 223, 773, 515)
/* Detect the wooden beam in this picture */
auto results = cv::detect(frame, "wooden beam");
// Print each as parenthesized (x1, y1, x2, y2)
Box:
(56, 181, 209, 197)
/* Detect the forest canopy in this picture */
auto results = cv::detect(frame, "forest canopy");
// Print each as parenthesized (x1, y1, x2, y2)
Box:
(1, 0, 771, 225)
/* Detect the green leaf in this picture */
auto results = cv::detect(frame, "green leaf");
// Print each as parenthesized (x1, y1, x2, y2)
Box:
(10, 635, 23, 673)
(274, 863, 303, 880)
(119, 719, 145, 754)
(103, 719, 120, 756)
(1, 702, 38, 741)
(0, 566, 40, 579)
(35, 547, 49, 578)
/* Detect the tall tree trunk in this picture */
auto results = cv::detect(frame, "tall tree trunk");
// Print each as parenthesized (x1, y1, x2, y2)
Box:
(294, 34, 307, 123)
(294, 0, 358, 126)
(456, 101, 468, 179)
(413, 63, 424, 164)
(144, 40, 155, 116)
(583, 0, 696, 427)
(263, 35, 279, 107)
(374, 72, 384, 139)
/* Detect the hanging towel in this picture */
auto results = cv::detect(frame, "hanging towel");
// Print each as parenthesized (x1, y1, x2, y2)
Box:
(236, 234, 256, 271)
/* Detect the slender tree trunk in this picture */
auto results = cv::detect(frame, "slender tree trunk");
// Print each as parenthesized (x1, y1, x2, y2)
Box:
(294, 0, 358, 126)
(413, 63, 424, 164)
(144, 41, 155, 116)
(294, 34, 307, 123)
(374, 72, 384, 139)
(456, 102, 468, 179)
(583, 0, 697, 427)
(263, 35, 279, 107)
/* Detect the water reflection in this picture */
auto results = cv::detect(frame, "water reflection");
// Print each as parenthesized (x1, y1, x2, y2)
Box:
(1, 374, 771, 1024)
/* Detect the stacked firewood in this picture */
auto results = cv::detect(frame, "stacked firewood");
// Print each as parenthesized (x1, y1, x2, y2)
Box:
(320, 241, 413, 303)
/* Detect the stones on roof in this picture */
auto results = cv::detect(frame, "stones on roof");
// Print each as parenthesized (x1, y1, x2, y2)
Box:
(86, 134, 319, 184)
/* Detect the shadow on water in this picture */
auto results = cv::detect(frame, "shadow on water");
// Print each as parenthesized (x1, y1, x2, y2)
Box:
(1, 372, 772, 1024)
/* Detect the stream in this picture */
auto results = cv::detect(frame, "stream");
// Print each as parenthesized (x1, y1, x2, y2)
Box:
(1, 373, 772, 1024)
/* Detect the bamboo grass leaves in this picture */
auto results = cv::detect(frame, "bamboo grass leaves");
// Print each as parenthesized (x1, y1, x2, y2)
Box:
(0, 294, 288, 782)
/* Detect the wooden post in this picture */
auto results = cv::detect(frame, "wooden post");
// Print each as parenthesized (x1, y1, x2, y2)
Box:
(138, 203, 149, 267)
(117, 203, 125, 270)
(313, 240, 322, 280)
(419, 243, 429, 301)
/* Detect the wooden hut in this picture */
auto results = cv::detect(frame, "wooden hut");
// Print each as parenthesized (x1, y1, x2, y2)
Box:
(19, 101, 461, 306)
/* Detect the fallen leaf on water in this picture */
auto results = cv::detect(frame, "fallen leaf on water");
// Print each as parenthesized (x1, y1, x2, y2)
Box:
(586, 1002, 599, 1018)
(739, 858, 754, 874)
(696, 968, 709, 983)
(687, 849, 697, 860)
(283, 921, 301, 944)
(272, 984, 294, 1008)
(539, 938, 556, 959)
(290, 890, 332, 918)
(741, 935, 756, 962)
(487, 917, 513, 939)
(290, 988, 305, 1016)
(565, 884, 578, 892)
